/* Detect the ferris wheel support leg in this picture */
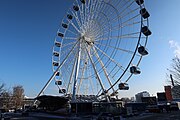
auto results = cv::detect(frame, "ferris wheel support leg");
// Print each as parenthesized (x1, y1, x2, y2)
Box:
(37, 41, 78, 98)
(37, 70, 60, 97)
(72, 43, 82, 102)
(85, 46, 110, 102)
(92, 46, 116, 95)
(66, 59, 77, 96)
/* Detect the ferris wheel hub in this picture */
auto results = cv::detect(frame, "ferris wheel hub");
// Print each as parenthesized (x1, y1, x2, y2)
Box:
(79, 35, 94, 46)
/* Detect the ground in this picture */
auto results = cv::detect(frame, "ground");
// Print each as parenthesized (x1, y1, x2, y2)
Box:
(1, 110, 180, 120)
(126, 111, 180, 120)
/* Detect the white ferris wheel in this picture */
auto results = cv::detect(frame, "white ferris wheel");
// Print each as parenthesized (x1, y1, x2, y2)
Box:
(38, 0, 151, 102)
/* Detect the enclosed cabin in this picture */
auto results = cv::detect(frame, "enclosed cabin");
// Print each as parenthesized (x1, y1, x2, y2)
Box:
(55, 41, 61, 47)
(141, 26, 152, 36)
(53, 61, 59, 66)
(80, 0, 85, 4)
(55, 80, 62, 85)
(138, 46, 148, 56)
(67, 14, 73, 20)
(130, 66, 141, 74)
(53, 51, 60, 57)
(140, 8, 150, 19)
(119, 83, 129, 90)
(135, 0, 144, 5)
(59, 88, 66, 94)
(62, 23, 68, 29)
(58, 32, 64, 38)
(55, 72, 60, 76)
(73, 6, 79, 11)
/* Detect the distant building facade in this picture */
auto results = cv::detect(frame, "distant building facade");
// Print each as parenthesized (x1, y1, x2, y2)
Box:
(157, 92, 167, 102)
(164, 86, 173, 101)
(135, 91, 150, 102)
(141, 96, 157, 105)
(171, 85, 180, 99)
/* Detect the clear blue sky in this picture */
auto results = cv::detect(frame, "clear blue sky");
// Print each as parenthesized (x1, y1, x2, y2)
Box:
(0, 0, 180, 98)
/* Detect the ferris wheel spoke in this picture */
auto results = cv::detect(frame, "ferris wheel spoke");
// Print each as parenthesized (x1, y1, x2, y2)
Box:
(114, 0, 135, 21)
(75, 12, 83, 31)
(111, 66, 122, 80)
(118, 7, 139, 21)
(107, 65, 120, 80)
(75, 0, 84, 25)
(95, 42, 141, 57)
(85, 0, 92, 23)
(95, 34, 146, 41)
(90, 21, 111, 40)
(66, 29, 78, 36)
(88, 67, 95, 95)
(63, 37, 78, 40)
(57, 46, 76, 57)
(61, 41, 77, 48)
(87, 24, 104, 38)
(84, 0, 89, 26)
(89, 0, 102, 21)
(61, 50, 78, 89)
(109, 0, 123, 10)
(68, 19, 81, 34)
(97, 2, 120, 23)
(96, 19, 144, 37)
(101, 0, 129, 23)
(70, 6, 82, 30)
(84, 0, 90, 25)
(94, 14, 111, 34)
(95, 32, 141, 41)
(81, 4, 85, 27)
(95, 16, 140, 36)
(90, 0, 102, 21)
(112, 20, 146, 31)
(88, 0, 96, 21)
(94, 45, 125, 71)
(121, 19, 143, 28)
(85, 46, 106, 94)
(124, 73, 133, 83)
(92, 46, 116, 92)
(94, 8, 111, 25)
(87, 1, 104, 26)
(121, 14, 141, 26)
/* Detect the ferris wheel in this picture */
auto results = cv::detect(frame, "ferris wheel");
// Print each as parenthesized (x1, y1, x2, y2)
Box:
(39, 0, 151, 101)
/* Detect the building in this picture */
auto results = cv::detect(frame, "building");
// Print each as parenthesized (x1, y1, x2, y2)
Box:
(23, 96, 35, 108)
(135, 91, 150, 102)
(157, 92, 167, 102)
(141, 96, 157, 105)
(172, 85, 180, 99)
(164, 86, 173, 101)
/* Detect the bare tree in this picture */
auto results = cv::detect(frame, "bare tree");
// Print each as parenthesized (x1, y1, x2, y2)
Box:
(167, 57, 180, 85)
(1, 90, 13, 110)
(167, 57, 180, 99)
(13, 85, 24, 109)
(0, 83, 5, 108)
(0, 83, 13, 110)
(0, 83, 5, 94)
